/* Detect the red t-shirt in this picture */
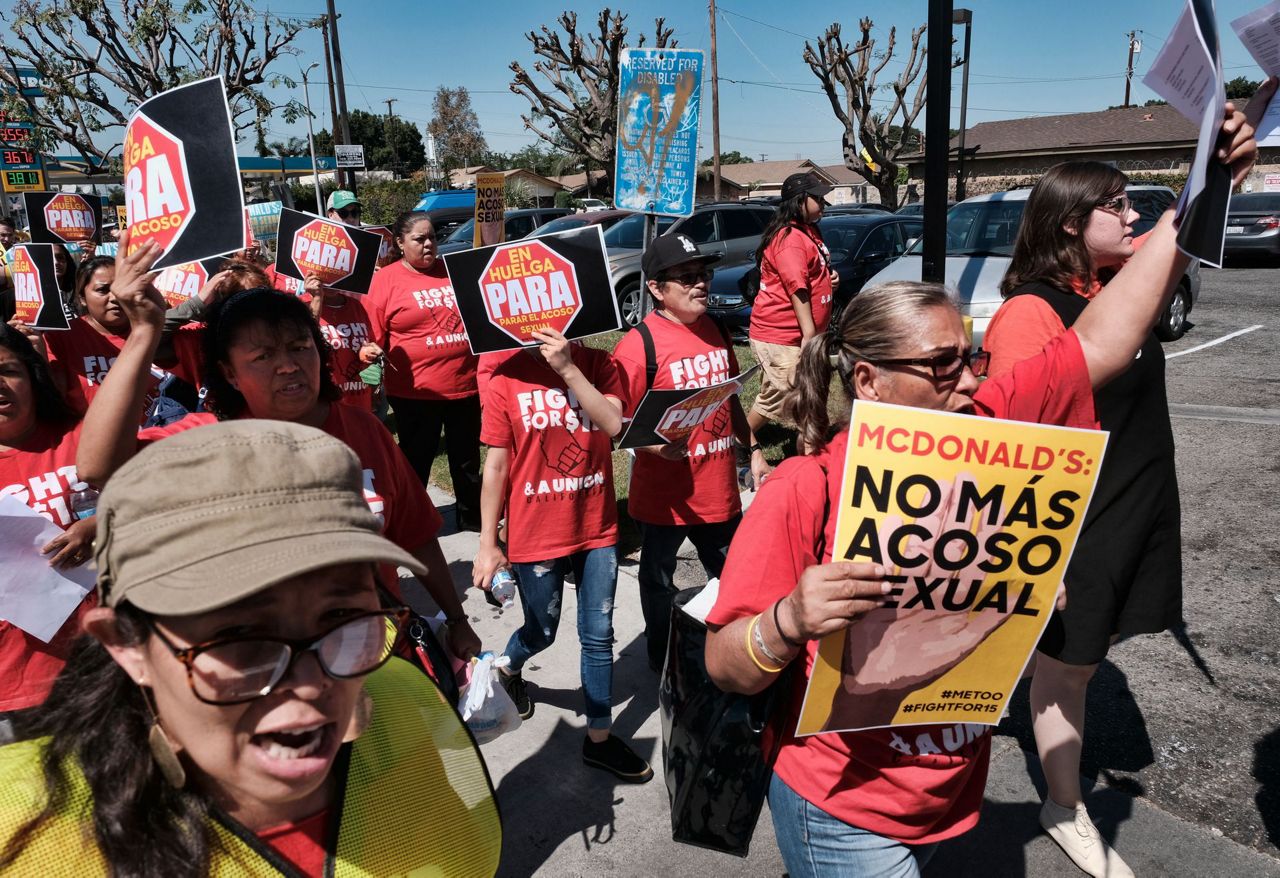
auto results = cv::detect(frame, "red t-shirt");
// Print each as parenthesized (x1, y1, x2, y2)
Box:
(476, 350, 519, 402)
(750, 224, 834, 346)
(614, 312, 742, 525)
(363, 260, 477, 401)
(481, 346, 622, 562)
(265, 264, 307, 296)
(0, 421, 95, 713)
(44, 318, 202, 422)
(258, 808, 329, 876)
(707, 330, 1096, 843)
(140, 407, 441, 573)
(315, 295, 374, 410)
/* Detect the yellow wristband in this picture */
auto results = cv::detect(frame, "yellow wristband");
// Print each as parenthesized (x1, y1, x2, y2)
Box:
(745, 615, 785, 674)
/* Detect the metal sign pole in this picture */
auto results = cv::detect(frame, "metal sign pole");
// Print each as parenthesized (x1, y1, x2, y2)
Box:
(638, 209, 658, 321)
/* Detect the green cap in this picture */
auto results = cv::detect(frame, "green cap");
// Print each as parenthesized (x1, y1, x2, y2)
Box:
(94, 420, 425, 615)
(326, 190, 361, 212)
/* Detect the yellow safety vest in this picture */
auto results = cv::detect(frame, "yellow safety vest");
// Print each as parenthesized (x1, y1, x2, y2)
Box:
(0, 657, 501, 877)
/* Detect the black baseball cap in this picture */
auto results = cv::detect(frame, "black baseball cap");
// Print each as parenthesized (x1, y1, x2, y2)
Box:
(642, 233, 722, 279)
(780, 172, 833, 203)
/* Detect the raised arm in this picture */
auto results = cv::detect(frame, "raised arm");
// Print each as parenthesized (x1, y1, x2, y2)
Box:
(1075, 86, 1272, 388)
(531, 328, 624, 437)
(76, 235, 166, 486)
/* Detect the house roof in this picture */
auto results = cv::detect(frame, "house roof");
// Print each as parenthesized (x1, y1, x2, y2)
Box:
(821, 164, 870, 185)
(716, 159, 834, 187)
(551, 170, 608, 192)
(448, 165, 497, 187)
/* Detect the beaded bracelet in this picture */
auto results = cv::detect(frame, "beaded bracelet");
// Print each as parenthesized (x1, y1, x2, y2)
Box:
(745, 615, 785, 673)
(772, 599, 804, 649)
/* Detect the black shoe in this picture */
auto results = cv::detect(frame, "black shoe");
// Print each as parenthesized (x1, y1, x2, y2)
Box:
(501, 670, 533, 719)
(582, 734, 654, 783)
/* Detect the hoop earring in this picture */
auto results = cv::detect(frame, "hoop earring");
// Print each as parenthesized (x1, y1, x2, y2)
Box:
(140, 687, 186, 788)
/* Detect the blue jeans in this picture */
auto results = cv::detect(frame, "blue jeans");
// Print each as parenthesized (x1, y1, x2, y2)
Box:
(769, 773, 939, 878)
(637, 516, 740, 669)
(506, 546, 618, 730)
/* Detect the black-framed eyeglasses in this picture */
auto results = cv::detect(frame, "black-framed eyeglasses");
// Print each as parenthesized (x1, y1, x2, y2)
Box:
(1095, 194, 1131, 216)
(149, 607, 410, 705)
(870, 349, 990, 382)
(660, 268, 713, 287)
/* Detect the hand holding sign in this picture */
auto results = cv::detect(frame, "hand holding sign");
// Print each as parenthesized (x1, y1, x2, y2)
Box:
(111, 229, 167, 334)
(783, 562, 893, 642)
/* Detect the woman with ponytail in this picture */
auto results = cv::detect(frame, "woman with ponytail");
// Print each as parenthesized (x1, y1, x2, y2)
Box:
(701, 101, 1262, 878)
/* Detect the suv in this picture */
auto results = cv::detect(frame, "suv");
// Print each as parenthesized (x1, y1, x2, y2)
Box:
(411, 190, 476, 240)
(866, 185, 1200, 345)
(434, 208, 571, 255)
(601, 212, 677, 326)
(665, 202, 777, 266)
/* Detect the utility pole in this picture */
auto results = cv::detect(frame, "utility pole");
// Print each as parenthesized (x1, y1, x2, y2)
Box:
(383, 98, 401, 178)
(320, 17, 340, 149)
(922, 0, 954, 284)
(759, 153, 767, 162)
(301, 63, 323, 214)
(1124, 30, 1139, 108)
(709, 0, 722, 201)
(953, 9, 973, 202)
(326, 0, 354, 192)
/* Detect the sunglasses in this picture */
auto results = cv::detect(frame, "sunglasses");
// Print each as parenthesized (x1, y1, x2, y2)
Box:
(660, 268, 713, 287)
(1094, 194, 1131, 216)
(336, 206, 363, 219)
(871, 349, 990, 383)
(149, 607, 409, 705)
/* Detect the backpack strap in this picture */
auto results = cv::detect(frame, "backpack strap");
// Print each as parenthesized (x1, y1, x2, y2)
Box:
(636, 320, 658, 391)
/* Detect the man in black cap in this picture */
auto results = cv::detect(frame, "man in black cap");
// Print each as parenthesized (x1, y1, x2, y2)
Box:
(613, 233, 772, 671)
(747, 171, 839, 447)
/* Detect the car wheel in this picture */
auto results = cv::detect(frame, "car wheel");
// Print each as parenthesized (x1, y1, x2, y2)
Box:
(618, 280, 644, 328)
(1156, 284, 1190, 342)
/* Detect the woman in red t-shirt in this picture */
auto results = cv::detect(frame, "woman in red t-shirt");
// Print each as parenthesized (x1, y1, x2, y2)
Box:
(75, 236, 481, 663)
(364, 211, 481, 531)
(471, 330, 652, 784)
(702, 98, 1258, 878)
(747, 172, 838, 441)
(0, 325, 96, 725)
(302, 274, 380, 411)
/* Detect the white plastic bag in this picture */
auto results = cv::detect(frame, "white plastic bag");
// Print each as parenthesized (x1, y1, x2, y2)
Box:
(459, 652, 522, 744)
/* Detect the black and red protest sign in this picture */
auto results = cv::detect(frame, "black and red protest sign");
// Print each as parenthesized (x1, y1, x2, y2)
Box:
(9, 244, 69, 330)
(23, 191, 102, 245)
(617, 365, 759, 450)
(154, 257, 232, 308)
(123, 75, 244, 270)
(443, 225, 620, 354)
(274, 208, 381, 295)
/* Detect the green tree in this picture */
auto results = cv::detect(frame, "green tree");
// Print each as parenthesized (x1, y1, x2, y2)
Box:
(0, 0, 318, 167)
(427, 87, 488, 171)
(314, 110, 425, 174)
(701, 151, 754, 166)
(1226, 76, 1262, 100)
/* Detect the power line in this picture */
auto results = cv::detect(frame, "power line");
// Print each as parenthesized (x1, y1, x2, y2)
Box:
(717, 5, 815, 41)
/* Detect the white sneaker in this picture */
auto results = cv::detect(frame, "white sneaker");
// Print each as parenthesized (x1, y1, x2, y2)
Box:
(1039, 798, 1136, 878)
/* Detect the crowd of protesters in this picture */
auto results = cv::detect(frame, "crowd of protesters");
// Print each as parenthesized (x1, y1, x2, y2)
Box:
(0, 80, 1268, 877)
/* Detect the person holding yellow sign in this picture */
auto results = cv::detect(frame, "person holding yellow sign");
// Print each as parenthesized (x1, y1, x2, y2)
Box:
(702, 100, 1262, 877)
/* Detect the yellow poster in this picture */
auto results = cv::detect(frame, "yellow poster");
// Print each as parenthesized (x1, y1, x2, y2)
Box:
(796, 400, 1108, 735)
(473, 171, 506, 248)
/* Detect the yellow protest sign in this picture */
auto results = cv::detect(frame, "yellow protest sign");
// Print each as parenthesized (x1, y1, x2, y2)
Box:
(796, 400, 1107, 735)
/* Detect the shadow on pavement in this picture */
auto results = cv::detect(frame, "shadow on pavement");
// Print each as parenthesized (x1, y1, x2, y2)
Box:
(997, 660, 1154, 797)
(1255, 727, 1280, 849)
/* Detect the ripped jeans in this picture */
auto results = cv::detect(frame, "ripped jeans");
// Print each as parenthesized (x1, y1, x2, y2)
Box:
(505, 546, 618, 730)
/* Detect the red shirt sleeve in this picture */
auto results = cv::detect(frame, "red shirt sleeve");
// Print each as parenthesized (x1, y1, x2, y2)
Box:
(769, 229, 814, 296)
(973, 330, 1096, 429)
(706, 455, 829, 626)
(983, 296, 1067, 379)
(362, 270, 391, 351)
(611, 330, 648, 418)
(480, 369, 513, 448)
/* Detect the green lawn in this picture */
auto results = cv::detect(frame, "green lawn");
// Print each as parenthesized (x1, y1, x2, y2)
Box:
(424, 330, 808, 555)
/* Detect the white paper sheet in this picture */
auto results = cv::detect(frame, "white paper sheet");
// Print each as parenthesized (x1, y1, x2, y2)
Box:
(680, 577, 720, 624)
(1232, 0, 1280, 144)
(1145, 1, 1220, 122)
(0, 496, 94, 642)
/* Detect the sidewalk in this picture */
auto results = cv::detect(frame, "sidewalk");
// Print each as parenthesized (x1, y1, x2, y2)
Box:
(415, 487, 1280, 878)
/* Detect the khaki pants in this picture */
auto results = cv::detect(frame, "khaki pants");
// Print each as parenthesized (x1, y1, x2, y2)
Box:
(749, 339, 802, 425)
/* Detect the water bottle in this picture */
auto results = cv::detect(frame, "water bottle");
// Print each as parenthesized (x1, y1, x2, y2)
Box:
(490, 569, 517, 610)
(70, 484, 99, 521)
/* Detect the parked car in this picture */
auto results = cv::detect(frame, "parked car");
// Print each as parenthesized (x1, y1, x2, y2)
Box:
(706, 213, 924, 340)
(603, 212, 676, 327)
(894, 201, 954, 217)
(1223, 192, 1280, 261)
(525, 208, 636, 239)
(824, 204, 892, 216)
(434, 208, 572, 255)
(665, 202, 777, 267)
(411, 189, 476, 240)
(579, 198, 610, 212)
(865, 184, 1200, 345)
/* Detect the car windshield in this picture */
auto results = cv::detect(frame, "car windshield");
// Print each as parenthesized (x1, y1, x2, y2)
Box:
(444, 218, 475, 243)
(904, 199, 1025, 256)
(528, 215, 589, 237)
(602, 213, 675, 248)
(1230, 193, 1280, 211)
(818, 221, 870, 256)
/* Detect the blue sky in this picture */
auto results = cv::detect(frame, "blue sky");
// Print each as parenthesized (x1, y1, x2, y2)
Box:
(262, 0, 1274, 166)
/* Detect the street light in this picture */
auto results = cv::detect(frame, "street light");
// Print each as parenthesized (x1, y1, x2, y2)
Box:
(300, 62, 323, 214)
(953, 9, 973, 201)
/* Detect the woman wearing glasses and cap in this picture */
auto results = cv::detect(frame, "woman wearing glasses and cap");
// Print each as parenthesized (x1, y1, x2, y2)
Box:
(702, 103, 1261, 878)
(0, 420, 500, 877)
(746, 171, 839, 445)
